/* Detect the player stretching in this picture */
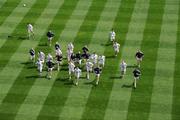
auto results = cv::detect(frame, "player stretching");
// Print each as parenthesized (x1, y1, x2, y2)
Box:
(29, 48, 35, 63)
(68, 61, 75, 80)
(120, 60, 127, 78)
(86, 60, 94, 80)
(113, 41, 120, 56)
(46, 30, 54, 46)
(74, 67, 82, 86)
(109, 28, 116, 42)
(27, 23, 34, 39)
(133, 68, 141, 89)
(135, 50, 144, 67)
(46, 60, 55, 79)
(94, 66, 102, 85)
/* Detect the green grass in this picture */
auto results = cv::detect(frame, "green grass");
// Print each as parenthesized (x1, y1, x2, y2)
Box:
(0, 0, 180, 120)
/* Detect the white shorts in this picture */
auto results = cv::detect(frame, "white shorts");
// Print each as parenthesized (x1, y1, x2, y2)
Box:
(136, 57, 142, 61)
(110, 36, 115, 41)
(134, 76, 139, 80)
(28, 29, 33, 33)
(96, 74, 100, 78)
(48, 37, 53, 41)
(114, 49, 119, 53)
(69, 69, 74, 75)
(48, 68, 53, 72)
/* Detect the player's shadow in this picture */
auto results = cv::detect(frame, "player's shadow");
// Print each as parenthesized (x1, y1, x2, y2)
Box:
(18, 36, 28, 40)
(127, 65, 138, 68)
(110, 76, 122, 79)
(21, 61, 32, 65)
(56, 77, 69, 82)
(38, 43, 47, 46)
(25, 75, 46, 79)
(101, 43, 111, 46)
(121, 84, 133, 88)
(106, 55, 115, 59)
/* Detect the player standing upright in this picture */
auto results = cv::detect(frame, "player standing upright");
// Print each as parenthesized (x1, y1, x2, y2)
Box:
(94, 66, 102, 85)
(113, 41, 120, 56)
(120, 60, 127, 78)
(29, 48, 35, 63)
(68, 61, 75, 80)
(109, 28, 116, 42)
(74, 67, 82, 85)
(46, 60, 55, 79)
(55, 48, 63, 71)
(38, 51, 45, 63)
(133, 68, 141, 89)
(135, 50, 144, 67)
(46, 30, 54, 46)
(55, 42, 61, 50)
(27, 23, 34, 39)
(90, 52, 98, 65)
(36, 59, 43, 76)
(67, 42, 74, 62)
(46, 53, 53, 61)
(86, 60, 94, 80)
(98, 55, 105, 67)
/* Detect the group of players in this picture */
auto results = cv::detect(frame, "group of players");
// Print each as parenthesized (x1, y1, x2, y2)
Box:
(28, 23, 144, 88)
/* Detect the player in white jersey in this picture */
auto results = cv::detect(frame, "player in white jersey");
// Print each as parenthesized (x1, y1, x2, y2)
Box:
(68, 42, 74, 52)
(74, 67, 82, 85)
(38, 51, 45, 63)
(46, 53, 53, 61)
(86, 60, 94, 80)
(109, 28, 116, 42)
(68, 61, 75, 80)
(27, 23, 34, 39)
(90, 52, 98, 65)
(36, 59, 43, 76)
(98, 55, 105, 67)
(67, 49, 73, 62)
(113, 41, 120, 56)
(120, 60, 127, 78)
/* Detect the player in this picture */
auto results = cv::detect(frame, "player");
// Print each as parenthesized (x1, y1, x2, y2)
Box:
(38, 51, 45, 63)
(113, 41, 120, 56)
(98, 55, 105, 67)
(46, 30, 54, 46)
(75, 51, 82, 65)
(82, 45, 89, 54)
(74, 67, 82, 85)
(46, 60, 55, 79)
(29, 48, 35, 63)
(109, 28, 116, 42)
(94, 66, 102, 85)
(135, 50, 144, 67)
(120, 60, 127, 78)
(67, 43, 74, 62)
(68, 61, 75, 80)
(90, 52, 98, 65)
(133, 68, 141, 89)
(27, 23, 34, 39)
(86, 60, 94, 80)
(36, 59, 43, 76)
(55, 42, 61, 50)
(55, 48, 63, 71)
(46, 53, 53, 61)
(81, 52, 90, 63)
(68, 42, 74, 52)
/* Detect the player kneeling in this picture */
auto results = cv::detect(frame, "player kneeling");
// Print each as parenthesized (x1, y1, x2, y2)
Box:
(120, 60, 127, 78)
(74, 67, 82, 86)
(29, 48, 35, 63)
(94, 66, 102, 85)
(36, 59, 43, 76)
(86, 60, 94, 80)
(113, 41, 120, 56)
(68, 61, 75, 80)
(46, 60, 55, 79)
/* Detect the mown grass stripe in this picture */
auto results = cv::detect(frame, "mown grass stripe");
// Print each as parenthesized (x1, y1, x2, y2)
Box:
(14, 1, 79, 120)
(104, 0, 150, 120)
(148, 0, 179, 119)
(0, 0, 37, 48)
(78, 0, 123, 120)
(36, 0, 93, 119)
(0, 0, 22, 26)
(172, 0, 180, 119)
(126, 0, 165, 120)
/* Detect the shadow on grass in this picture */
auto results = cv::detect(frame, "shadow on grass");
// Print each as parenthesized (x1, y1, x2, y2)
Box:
(106, 55, 115, 59)
(101, 43, 111, 46)
(25, 75, 46, 79)
(121, 84, 132, 88)
(110, 76, 122, 79)
(127, 64, 138, 68)
(38, 43, 47, 46)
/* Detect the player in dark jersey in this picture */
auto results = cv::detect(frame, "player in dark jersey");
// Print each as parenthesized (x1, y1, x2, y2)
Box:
(75, 51, 82, 65)
(135, 50, 144, 67)
(133, 68, 141, 89)
(46, 30, 54, 46)
(82, 52, 90, 63)
(82, 45, 89, 54)
(46, 60, 55, 79)
(55, 42, 60, 50)
(94, 66, 102, 85)
(29, 48, 35, 63)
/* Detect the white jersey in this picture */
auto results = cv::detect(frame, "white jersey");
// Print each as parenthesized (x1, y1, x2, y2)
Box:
(36, 60, 43, 72)
(120, 61, 127, 72)
(109, 31, 116, 41)
(98, 55, 105, 65)
(55, 48, 62, 56)
(38, 52, 45, 62)
(68, 62, 75, 72)
(47, 54, 53, 61)
(74, 67, 81, 77)
(113, 43, 120, 52)
(68, 43, 74, 52)
(27, 24, 33, 32)
(90, 53, 98, 64)
(86, 61, 94, 71)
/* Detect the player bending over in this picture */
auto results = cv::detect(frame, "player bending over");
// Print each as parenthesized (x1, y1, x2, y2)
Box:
(29, 48, 35, 63)
(135, 50, 144, 67)
(120, 60, 127, 78)
(27, 23, 34, 39)
(113, 41, 120, 56)
(68, 61, 75, 80)
(74, 67, 82, 86)
(133, 68, 141, 89)
(86, 60, 94, 80)
(46, 30, 54, 46)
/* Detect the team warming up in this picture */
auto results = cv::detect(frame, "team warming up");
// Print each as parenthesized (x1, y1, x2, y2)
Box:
(28, 24, 144, 88)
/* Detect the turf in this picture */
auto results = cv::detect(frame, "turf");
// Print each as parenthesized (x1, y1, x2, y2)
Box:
(0, 0, 179, 120)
